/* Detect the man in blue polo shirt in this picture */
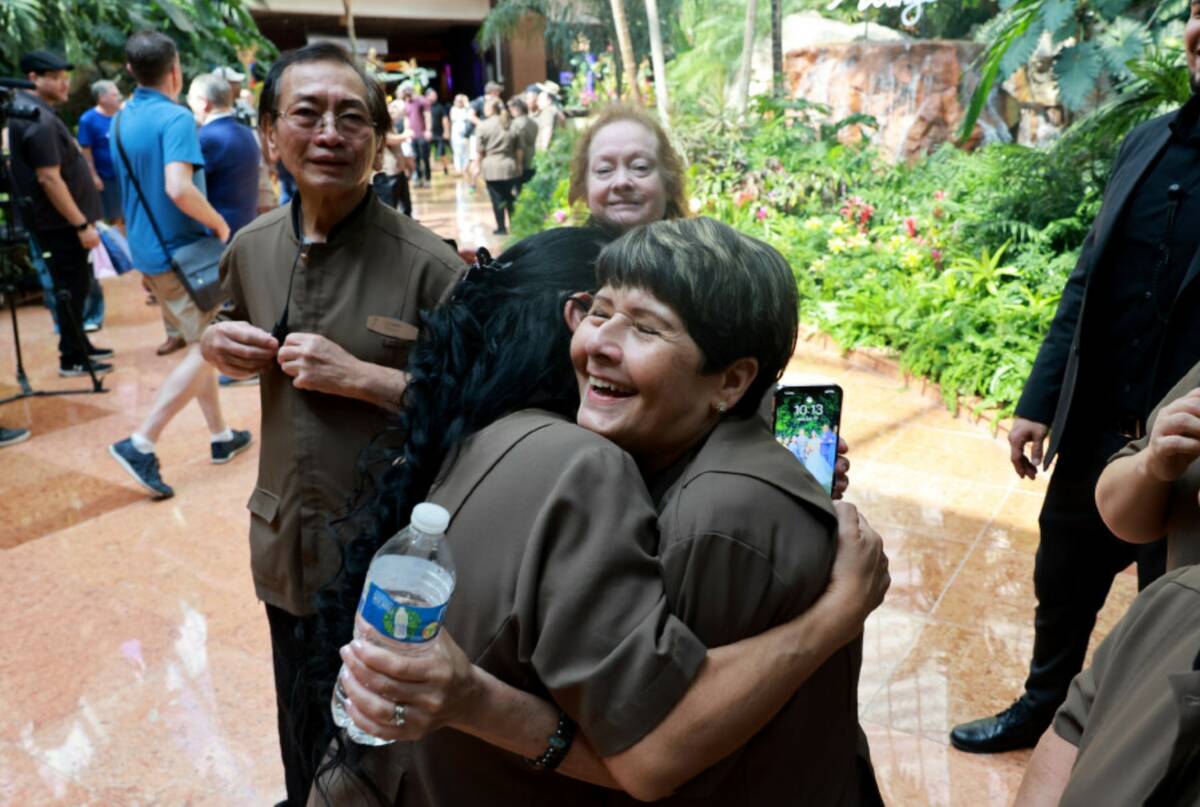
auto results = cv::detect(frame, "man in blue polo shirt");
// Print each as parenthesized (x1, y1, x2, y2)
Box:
(108, 30, 251, 500)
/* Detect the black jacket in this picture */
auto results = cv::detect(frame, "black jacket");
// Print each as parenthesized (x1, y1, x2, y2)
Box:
(1016, 111, 1200, 466)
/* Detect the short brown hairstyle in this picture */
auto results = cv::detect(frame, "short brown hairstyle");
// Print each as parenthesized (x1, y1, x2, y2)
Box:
(595, 218, 798, 418)
(568, 103, 689, 224)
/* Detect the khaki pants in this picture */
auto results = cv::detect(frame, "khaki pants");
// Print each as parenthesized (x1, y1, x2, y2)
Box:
(141, 271, 218, 344)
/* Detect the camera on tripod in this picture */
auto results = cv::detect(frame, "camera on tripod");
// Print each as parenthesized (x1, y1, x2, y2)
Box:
(0, 76, 107, 404)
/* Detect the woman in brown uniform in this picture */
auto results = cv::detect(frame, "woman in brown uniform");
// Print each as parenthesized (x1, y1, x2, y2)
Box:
(329, 220, 883, 804)
(475, 97, 522, 235)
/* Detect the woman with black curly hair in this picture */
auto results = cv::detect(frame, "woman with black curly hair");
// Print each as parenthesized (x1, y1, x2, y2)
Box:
(308, 224, 887, 806)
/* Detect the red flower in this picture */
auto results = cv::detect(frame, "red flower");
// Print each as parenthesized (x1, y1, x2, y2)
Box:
(905, 217, 918, 239)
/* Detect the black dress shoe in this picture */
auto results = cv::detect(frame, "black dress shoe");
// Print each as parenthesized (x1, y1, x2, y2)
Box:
(949, 698, 1053, 753)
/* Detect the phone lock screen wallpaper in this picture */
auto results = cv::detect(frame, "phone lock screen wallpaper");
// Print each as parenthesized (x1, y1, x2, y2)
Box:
(774, 389, 841, 495)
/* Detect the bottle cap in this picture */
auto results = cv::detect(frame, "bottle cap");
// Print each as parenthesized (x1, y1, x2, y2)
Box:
(411, 502, 451, 535)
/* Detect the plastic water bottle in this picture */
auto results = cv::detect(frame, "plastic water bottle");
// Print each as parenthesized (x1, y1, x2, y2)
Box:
(331, 502, 455, 746)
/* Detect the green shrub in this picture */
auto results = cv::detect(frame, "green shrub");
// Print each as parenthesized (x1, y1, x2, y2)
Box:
(515, 105, 1105, 421)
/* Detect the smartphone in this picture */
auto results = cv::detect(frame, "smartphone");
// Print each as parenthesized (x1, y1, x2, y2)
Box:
(773, 384, 844, 497)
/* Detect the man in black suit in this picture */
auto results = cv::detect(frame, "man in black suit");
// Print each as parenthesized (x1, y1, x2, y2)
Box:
(951, 2, 1200, 753)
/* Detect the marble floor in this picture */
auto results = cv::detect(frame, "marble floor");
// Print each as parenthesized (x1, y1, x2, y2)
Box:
(0, 174, 1136, 806)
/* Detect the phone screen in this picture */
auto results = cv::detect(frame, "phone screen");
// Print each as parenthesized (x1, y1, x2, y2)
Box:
(773, 385, 843, 497)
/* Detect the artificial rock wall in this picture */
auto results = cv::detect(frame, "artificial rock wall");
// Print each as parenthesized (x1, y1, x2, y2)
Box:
(785, 39, 1014, 162)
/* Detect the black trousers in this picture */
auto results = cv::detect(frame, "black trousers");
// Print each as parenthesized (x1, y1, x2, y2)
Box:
(266, 604, 325, 807)
(1023, 434, 1167, 712)
(485, 179, 517, 232)
(36, 227, 91, 366)
(513, 167, 535, 199)
(412, 138, 431, 183)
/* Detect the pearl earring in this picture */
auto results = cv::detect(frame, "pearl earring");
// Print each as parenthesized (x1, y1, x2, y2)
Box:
(715, 401, 727, 414)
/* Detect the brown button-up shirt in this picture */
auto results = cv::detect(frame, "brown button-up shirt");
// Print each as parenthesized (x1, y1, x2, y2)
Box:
(1054, 565, 1200, 806)
(612, 416, 877, 806)
(1111, 358, 1200, 571)
(220, 193, 463, 615)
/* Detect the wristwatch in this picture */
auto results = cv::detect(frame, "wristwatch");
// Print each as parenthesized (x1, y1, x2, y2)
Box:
(75, 220, 91, 231)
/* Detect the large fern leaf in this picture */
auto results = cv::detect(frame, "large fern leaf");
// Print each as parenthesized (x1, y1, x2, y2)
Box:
(1039, 0, 1074, 38)
(1055, 41, 1105, 111)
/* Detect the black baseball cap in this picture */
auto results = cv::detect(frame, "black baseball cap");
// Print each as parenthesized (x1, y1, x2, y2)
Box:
(20, 50, 74, 74)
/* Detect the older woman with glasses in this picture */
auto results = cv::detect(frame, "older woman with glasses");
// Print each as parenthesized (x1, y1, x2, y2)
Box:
(199, 42, 463, 806)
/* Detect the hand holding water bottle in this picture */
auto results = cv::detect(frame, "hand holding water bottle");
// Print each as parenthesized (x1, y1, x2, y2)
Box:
(336, 627, 481, 742)
(332, 502, 456, 746)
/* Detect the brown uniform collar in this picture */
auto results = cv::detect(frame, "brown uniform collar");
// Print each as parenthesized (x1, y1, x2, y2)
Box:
(287, 187, 375, 245)
(670, 416, 839, 525)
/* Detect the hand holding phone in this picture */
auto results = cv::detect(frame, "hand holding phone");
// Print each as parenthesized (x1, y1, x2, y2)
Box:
(774, 384, 844, 497)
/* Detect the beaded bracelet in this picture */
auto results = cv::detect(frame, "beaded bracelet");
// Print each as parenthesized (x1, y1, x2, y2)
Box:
(526, 711, 577, 771)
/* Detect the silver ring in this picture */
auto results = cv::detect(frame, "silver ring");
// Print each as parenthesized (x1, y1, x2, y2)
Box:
(392, 703, 406, 727)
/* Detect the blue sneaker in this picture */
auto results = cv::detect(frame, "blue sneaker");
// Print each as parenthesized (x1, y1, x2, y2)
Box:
(212, 429, 252, 464)
(109, 438, 174, 499)
(218, 374, 259, 387)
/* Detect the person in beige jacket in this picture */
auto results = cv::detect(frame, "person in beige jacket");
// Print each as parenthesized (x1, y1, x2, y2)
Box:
(319, 221, 887, 805)
(475, 96, 522, 235)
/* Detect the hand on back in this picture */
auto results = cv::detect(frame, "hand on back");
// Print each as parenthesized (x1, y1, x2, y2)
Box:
(1141, 388, 1200, 482)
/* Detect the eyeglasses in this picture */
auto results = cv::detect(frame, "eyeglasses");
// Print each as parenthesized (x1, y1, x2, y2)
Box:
(274, 106, 375, 138)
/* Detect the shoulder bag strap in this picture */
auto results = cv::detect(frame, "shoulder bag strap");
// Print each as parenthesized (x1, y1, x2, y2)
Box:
(112, 111, 174, 267)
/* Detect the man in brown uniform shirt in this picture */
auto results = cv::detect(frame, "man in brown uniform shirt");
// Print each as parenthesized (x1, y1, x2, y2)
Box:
(199, 44, 462, 806)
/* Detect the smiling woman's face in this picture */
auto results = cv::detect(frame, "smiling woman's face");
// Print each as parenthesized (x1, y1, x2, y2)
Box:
(570, 285, 726, 472)
(585, 120, 669, 232)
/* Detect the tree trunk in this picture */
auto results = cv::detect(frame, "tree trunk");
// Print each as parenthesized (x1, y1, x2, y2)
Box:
(770, 0, 783, 99)
(732, 0, 758, 115)
(343, 0, 358, 58)
(644, 0, 669, 127)
(610, 0, 642, 103)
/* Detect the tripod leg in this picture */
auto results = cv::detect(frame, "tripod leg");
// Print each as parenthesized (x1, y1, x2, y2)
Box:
(8, 291, 32, 396)
(56, 289, 102, 392)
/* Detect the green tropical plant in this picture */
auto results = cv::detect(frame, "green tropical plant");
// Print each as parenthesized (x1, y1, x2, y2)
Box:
(1, 0, 276, 88)
(957, 0, 1179, 139)
(1053, 42, 1191, 155)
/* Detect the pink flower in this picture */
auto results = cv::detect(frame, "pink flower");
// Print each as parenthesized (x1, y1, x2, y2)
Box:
(756, 206, 770, 220)
(934, 190, 946, 201)
(553, 209, 568, 224)
(905, 217, 918, 239)
(931, 248, 943, 264)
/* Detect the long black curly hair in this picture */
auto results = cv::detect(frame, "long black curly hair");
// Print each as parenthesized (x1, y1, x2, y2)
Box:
(306, 226, 613, 802)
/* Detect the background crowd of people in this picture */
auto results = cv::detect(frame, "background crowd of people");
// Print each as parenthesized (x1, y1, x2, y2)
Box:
(4, 7, 1200, 804)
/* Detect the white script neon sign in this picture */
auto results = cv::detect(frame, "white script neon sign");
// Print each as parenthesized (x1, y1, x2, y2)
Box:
(826, 0, 939, 28)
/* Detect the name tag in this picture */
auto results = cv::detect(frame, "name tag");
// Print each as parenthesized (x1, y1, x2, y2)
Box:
(366, 316, 419, 342)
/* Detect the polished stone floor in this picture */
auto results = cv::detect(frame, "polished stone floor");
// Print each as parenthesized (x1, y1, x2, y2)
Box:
(0, 174, 1135, 805)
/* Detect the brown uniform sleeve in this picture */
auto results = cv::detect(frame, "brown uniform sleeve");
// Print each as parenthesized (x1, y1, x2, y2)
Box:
(411, 242, 466, 310)
(1110, 359, 1200, 463)
(1053, 567, 1195, 745)
(516, 438, 707, 757)
(660, 475, 836, 648)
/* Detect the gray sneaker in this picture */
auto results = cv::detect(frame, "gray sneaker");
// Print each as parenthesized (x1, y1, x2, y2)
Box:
(0, 427, 30, 448)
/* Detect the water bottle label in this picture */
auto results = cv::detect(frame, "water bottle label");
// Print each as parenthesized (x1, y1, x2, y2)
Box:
(361, 582, 447, 643)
